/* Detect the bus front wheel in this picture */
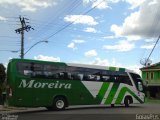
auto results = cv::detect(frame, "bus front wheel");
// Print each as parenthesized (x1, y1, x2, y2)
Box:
(53, 97, 66, 110)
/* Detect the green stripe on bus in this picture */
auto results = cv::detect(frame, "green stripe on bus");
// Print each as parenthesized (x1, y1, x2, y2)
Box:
(104, 83, 120, 104)
(97, 82, 110, 103)
(115, 87, 143, 104)
(109, 67, 116, 71)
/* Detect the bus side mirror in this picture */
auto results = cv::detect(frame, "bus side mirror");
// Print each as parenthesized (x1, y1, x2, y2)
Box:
(138, 82, 143, 92)
(142, 80, 148, 87)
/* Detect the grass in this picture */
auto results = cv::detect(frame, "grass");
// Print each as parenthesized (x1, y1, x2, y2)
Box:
(145, 98, 160, 104)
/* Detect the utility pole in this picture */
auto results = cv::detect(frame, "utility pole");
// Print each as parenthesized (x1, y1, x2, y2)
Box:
(20, 17, 24, 59)
(15, 16, 34, 59)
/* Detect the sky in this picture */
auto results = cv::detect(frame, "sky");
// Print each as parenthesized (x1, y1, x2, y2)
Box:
(0, 0, 160, 74)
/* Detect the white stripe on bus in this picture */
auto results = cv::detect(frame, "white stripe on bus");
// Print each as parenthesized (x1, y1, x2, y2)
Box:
(101, 83, 114, 104)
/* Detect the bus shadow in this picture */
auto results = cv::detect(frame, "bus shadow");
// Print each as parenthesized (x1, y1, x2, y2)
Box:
(16, 105, 144, 115)
(65, 105, 143, 111)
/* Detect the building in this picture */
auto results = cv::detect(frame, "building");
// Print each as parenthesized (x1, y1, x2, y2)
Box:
(140, 62, 160, 99)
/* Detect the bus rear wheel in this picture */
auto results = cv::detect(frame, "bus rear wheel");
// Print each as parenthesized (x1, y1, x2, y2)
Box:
(53, 97, 66, 110)
(124, 97, 130, 107)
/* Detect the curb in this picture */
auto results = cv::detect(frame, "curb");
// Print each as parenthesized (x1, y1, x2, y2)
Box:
(0, 106, 46, 114)
(0, 106, 27, 113)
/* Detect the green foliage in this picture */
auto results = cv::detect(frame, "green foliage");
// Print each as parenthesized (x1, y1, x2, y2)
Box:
(0, 64, 6, 84)
(0, 64, 6, 102)
(145, 98, 160, 104)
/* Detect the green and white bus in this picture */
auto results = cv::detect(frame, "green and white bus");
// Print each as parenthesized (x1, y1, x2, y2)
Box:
(6, 58, 145, 110)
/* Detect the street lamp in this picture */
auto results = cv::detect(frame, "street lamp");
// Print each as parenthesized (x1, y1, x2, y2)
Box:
(24, 40, 48, 56)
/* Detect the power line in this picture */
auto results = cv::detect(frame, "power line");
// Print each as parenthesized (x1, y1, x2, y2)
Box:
(139, 4, 160, 65)
(2, 16, 19, 19)
(40, 0, 105, 42)
(30, 0, 82, 39)
(21, 0, 105, 53)
(24, 0, 105, 51)
(0, 36, 19, 38)
(146, 35, 160, 65)
(0, 50, 19, 53)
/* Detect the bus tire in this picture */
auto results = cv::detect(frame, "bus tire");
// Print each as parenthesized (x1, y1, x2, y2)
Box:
(46, 107, 53, 111)
(124, 97, 130, 107)
(111, 104, 114, 107)
(53, 97, 66, 110)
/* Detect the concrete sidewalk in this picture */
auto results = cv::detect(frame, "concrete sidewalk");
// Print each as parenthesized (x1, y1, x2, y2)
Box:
(0, 105, 46, 114)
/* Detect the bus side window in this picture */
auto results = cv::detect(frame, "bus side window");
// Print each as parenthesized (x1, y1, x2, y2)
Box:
(78, 74, 83, 80)
(119, 76, 132, 85)
(58, 72, 64, 79)
(96, 76, 100, 81)
(63, 72, 74, 80)
(17, 62, 35, 77)
(124, 76, 132, 85)
(83, 75, 90, 81)
(83, 75, 88, 81)
(24, 70, 33, 76)
(87, 75, 93, 81)
(83, 75, 99, 81)
(71, 74, 82, 80)
(54, 73, 59, 79)
(108, 76, 116, 82)
(43, 71, 58, 79)
(67, 73, 72, 80)
(102, 76, 110, 82)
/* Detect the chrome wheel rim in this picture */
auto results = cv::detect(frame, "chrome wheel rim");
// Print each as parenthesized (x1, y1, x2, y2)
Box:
(56, 100, 64, 109)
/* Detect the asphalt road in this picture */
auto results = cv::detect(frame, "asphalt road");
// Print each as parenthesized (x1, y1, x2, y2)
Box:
(1, 104, 160, 120)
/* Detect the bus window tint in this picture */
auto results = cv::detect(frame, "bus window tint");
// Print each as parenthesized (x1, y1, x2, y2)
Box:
(43, 64, 58, 78)
(85, 75, 97, 81)
(102, 76, 110, 81)
(77, 74, 84, 80)
(17, 62, 33, 76)
(17, 62, 132, 85)
(46, 65, 65, 79)
(31, 63, 43, 77)
(66, 66, 84, 80)
(101, 70, 132, 85)
(117, 75, 132, 85)
(43, 65, 65, 79)
(17, 62, 65, 79)
(84, 68, 101, 81)
(130, 73, 143, 91)
(96, 75, 101, 81)
(17, 62, 44, 77)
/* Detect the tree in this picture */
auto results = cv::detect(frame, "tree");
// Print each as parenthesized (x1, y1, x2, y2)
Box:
(0, 64, 6, 104)
(0, 64, 6, 83)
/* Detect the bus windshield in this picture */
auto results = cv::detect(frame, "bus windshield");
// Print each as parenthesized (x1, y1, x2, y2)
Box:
(130, 73, 144, 92)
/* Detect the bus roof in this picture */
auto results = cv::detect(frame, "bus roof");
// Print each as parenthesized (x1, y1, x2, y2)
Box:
(67, 63, 136, 74)
(10, 58, 137, 74)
